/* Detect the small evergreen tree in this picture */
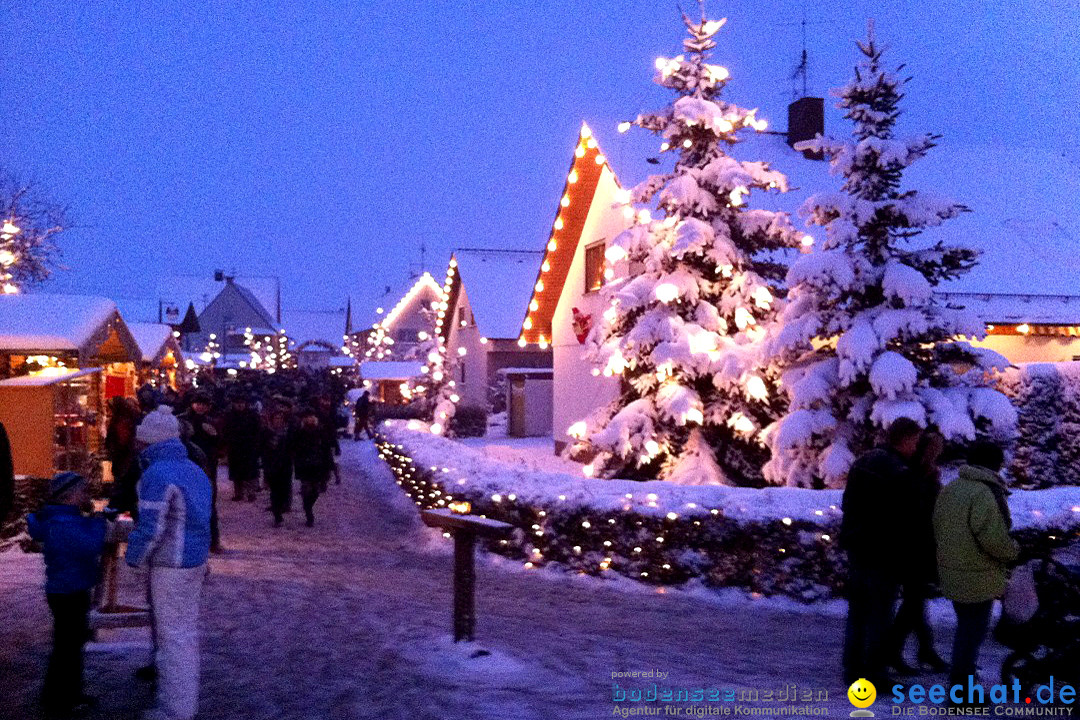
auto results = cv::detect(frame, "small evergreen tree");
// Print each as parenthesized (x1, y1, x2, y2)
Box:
(764, 30, 1015, 488)
(571, 12, 803, 486)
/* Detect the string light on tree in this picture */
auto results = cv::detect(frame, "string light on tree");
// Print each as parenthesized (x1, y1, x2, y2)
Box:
(569, 10, 803, 486)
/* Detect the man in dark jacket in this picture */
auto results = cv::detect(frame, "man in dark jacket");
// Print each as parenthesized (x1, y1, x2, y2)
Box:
(293, 407, 334, 527)
(841, 417, 922, 687)
(222, 393, 262, 502)
(176, 390, 223, 552)
(262, 399, 295, 527)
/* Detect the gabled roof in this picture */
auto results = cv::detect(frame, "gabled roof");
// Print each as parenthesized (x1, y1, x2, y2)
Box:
(157, 275, 280, 323)
(437, 249, 544, 341)
(281, 308, 349, 348)
(520, 122, 616, 344)
(229, 281, 280, 332)
(127, 322, 179, 363)
(0, 294, 122, 351)
(375, 272, 443, 333)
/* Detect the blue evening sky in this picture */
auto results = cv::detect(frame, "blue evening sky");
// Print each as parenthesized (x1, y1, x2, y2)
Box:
(1, 1, 1077, 317)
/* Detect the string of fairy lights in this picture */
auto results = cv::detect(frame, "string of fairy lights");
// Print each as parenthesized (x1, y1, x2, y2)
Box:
(244, 327, 295, 373)
(0, 218, 21, 294)
(375, 428, 858, 596)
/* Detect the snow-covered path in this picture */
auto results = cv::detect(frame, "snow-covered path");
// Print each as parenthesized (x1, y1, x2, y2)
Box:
(2, 441, 1017, 719)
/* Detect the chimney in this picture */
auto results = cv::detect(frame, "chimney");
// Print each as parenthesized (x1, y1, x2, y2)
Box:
(214, 270, 224, 282)
(787, 97, 825, 160)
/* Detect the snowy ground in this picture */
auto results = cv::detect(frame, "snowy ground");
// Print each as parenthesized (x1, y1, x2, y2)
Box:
(460, 434, 585, 475)
(0, 441, 1045, 719)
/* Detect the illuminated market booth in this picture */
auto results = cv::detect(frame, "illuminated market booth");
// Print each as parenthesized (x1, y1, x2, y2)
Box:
(0, 294, 141, 478)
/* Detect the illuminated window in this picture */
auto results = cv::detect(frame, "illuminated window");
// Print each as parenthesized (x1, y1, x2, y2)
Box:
(584, 242, 605, 293)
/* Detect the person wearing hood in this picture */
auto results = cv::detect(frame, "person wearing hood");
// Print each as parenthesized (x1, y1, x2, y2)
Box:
(933, 440, 1019, 692)
(27, 472, 108, 715)
(126, 407, 211, 720)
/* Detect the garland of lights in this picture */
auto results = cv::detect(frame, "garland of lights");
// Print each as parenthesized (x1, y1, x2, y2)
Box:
(376, 429, 1080, 601)
(0, 218, 21, 294)
(344, 272, 444, 362)
(403, 322, 462, 435)
(244, 327, 296, 373)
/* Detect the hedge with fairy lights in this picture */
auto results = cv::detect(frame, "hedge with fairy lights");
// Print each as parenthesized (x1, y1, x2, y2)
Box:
(377, 423, 1080, 602)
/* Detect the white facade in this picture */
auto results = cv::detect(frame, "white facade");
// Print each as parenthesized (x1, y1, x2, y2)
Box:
(550, 164, 630, 450)
(445, 283, 489, 407)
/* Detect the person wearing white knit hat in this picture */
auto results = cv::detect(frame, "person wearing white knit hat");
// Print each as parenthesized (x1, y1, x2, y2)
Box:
(135, 406, 181, 447)
(128, 406, 211, 720)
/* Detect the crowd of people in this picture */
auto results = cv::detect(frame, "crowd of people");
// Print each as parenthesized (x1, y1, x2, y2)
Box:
(841, 417, 1020, 703)
(17, 379, 1053, 717)
(28, 371, 357, 719)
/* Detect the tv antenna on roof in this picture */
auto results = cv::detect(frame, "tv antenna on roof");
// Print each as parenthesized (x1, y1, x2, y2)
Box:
(791, 15, 809, 99)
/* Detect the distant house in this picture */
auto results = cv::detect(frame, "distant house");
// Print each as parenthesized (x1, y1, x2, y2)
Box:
(927, 146, 1080, 363)
(438, 248, 551, 412)
(188, 277, 281, 367)
(158, 274, 280, 328)
(349, 272, 443, 362)
(281, 307, 351, 370)
(127, 322, 184, 386)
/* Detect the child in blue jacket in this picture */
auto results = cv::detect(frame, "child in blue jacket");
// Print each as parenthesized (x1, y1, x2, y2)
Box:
(27, 472, 107, 715)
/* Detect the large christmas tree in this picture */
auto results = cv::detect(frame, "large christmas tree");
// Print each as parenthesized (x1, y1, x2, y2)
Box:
(763, 30, 1016, 488)
(571, 13, 803, 486)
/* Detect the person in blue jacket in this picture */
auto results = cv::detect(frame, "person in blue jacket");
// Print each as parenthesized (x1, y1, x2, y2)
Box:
(126, 406, 211, 720)
(27, 471, 107, 716)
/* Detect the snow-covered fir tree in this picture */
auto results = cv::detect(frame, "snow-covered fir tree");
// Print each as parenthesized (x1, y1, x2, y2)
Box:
(405, 321, 460, 436)
(570, 13, 803, 486)
(764, 31, 1016, 488)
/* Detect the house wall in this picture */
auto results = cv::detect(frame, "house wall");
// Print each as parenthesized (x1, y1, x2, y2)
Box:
(972, 334, 1080, 364)
(445, 283, 488, 408)
(383, 284, 442, 358)
(191, 284, 272, 352)
(551, 165, 628, 449)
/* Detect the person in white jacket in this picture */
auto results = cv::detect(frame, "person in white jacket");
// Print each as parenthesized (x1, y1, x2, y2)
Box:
(127, 407, 212, 720)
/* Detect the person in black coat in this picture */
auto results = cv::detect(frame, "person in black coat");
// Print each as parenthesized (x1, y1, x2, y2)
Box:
(889, 431, 947, 674)
(176, 390, 223, 552)
(0, 420, 13, 526)
(261, 400, 295, 528)
(841, 417, 923, 688)
(222, 393, 263, 502)
(105, 397, 142, 518)
(293, 407, 333, 528)
(352, 390, 372, 440)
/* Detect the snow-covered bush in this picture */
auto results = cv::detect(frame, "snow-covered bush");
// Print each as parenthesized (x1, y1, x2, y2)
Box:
(764, 32, 1014, 488)
(378, 422, 1080, 601)
(572, 13, 802, 486)
(1000, 363, 1080, 488)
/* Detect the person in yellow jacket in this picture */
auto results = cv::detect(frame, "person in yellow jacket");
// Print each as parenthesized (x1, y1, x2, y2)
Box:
(933, 440, 1019, 692)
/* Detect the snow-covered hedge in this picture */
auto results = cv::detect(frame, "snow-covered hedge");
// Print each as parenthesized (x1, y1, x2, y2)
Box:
(377, 422, 1080, 602)
(1001, 363, 1080, 488)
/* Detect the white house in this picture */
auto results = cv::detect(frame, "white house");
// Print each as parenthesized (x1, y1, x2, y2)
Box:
(437, 249, 551, 411)
(513, 123, 632, 451)
(351, 272, 444, 402)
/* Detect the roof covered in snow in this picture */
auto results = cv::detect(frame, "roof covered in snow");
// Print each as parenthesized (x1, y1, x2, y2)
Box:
(126, 322, 177, 363)
(453, 249, 544, 340)
(157, 275, 280, 324)
(0, 294, 120, 351)
(359, 360, 421, 380)
(734, 133, 1080, 321)
(0, 367, 101, 387)
(281, 308, 348, 347)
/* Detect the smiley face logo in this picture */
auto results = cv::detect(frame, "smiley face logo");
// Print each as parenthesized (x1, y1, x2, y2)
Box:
(847, 678, 876, 708)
